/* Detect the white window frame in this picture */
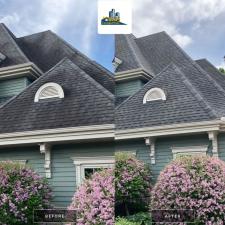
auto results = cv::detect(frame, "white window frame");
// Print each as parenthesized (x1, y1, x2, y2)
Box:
(34, 82, 64, 102)
(72, 156, 114, 186)
(172, 145, 208, 159)
(143, 87, 166, 104)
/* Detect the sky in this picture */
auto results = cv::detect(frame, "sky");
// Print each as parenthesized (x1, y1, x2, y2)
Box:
(0, 0, 225, 71)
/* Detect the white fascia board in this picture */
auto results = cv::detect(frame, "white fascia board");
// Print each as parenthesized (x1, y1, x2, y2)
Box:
(0, 63, 43, 80)
(115, 68, 152, 82)
(0, 124, 114, 146)
(115, 120, 221, 140)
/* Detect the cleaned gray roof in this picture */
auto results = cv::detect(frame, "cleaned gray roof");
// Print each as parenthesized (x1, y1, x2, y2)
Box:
(0, 58, 114, 133)
(116, 63, 216, 130)
(116, 33, 225, 130)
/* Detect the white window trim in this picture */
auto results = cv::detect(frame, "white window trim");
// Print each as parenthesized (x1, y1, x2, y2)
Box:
(172, 145, 208, 159)
(143, 87, 166, 104)
(34, 82, 64, 102)
(72, 156, 114, 186)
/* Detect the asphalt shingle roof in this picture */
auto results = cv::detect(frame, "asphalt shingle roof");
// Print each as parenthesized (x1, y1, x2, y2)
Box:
(0, 58, 114, 133)
(16, 30, 114, 93)
(0, 23, 29, 67)
(116, 63, 216, 130)
(115, 32, 225, 130)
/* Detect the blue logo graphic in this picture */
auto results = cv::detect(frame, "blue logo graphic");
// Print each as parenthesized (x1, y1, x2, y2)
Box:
(101, 9, 126, 25)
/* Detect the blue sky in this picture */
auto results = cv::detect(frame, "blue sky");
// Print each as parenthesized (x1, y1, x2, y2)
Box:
(0, 0, 225, 71)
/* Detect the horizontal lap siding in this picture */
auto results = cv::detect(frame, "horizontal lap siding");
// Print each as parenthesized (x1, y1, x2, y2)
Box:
(218, 133, 225, 161)
(116, 134, 210, 182)
(116, 79, 144, 97)
(0, 146, 45, 176)
(51, 142, 114, 207)
(0, 77, 29, 98)
(0, 142, 114, 207)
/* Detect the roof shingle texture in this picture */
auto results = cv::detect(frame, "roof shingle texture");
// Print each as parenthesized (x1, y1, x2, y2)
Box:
(0, 58, 114, 133)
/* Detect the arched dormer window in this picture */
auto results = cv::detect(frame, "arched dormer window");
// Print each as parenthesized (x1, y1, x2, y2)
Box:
(34, 82, 64, 102)
(143, 87, 166, 104)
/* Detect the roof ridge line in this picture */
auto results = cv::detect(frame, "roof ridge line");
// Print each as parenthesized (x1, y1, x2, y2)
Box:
(116, 62, 173, 110)
(65, 59, 114, 101)
(48, 31, 115, 81)
(0, 24, 30, 63)
(174, 65, 219, 118)
(164, 32, 225, 98)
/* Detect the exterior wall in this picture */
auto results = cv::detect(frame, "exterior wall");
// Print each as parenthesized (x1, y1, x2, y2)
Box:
(116, 79, 145, 97)
(0, 141, 114, 207)
(218, 133, 225, 161)
(116, 134, 211, 181)
(50, 142, 114, 207)
(0, 77, 30, 99)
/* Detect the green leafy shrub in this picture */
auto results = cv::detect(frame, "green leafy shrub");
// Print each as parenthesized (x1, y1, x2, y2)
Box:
(151, 155, 225, 224)
(115, 217, 139, 225)
(0, 161, 52, 225)
(115, 152, 151, 216)
(126, 212, 151, 224)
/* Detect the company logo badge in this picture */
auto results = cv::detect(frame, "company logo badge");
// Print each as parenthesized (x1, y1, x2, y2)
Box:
(101, 9, 126, 25)
(98, 0, 132, 34)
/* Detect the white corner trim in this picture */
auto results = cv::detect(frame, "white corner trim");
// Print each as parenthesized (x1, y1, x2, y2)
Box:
(40, 143, 51, 178)
(143, 87, 166, 104)
(34, 82, 64, 102)
(72, 156, 115, 186)
(172, 145, 208, 159)
(208, 131, 218, 157)
(145, 137, 156, 164)
(0, 124, 114, 146)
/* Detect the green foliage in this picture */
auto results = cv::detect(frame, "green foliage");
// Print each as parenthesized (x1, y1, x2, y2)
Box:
(219, 68, 225, 74)
(115, 217, 139, 225)
(116, 212, 152, 225)
(126, 212, 152, 224)
(115, 152, 151, 216)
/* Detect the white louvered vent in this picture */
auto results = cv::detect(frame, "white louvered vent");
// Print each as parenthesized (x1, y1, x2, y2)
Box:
(39, 86, 59, 99)
(143, 88, 166, 104)
(34, 82, 64, 102)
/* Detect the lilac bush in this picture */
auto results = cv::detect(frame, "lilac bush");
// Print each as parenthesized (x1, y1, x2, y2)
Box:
(0, 161, 52, 225)
(69, 168, 114, 225)
(115, 152, 151, 216)
(151, 155, 225, 224)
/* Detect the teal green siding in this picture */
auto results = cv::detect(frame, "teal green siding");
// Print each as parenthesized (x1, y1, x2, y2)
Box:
(116, 134, 210, 181)
(0, 142, 114, 207)
(116, 79, 145, 97)
(50, 142, 114, 206)
(0, 77, 30, 98)
(0, 146, 45, 176)
(218, 133, 225, 161)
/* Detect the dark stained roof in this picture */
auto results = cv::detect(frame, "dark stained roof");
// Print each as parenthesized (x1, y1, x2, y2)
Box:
(0, 23, 29, 67)
(16, 30, 114, 93)
(0, 58, 114, 133)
